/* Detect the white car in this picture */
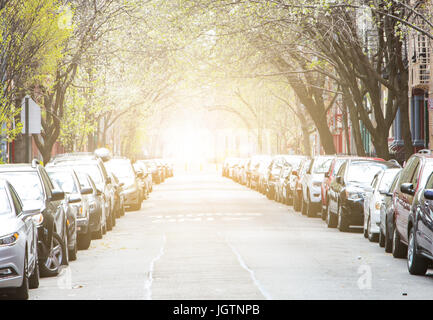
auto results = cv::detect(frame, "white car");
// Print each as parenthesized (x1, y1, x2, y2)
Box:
(301, 156, 334, 217)
(363, 167, 401, 242)
(0, 179, 39, 299)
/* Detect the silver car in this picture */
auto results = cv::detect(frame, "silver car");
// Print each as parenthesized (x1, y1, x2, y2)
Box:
(0, 179, 39, 299)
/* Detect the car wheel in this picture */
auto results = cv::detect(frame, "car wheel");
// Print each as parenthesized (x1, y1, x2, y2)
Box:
(337, 205, 349, 232)
(367, 217, 379, 242)
(14, 254, 29, 300)
(78, 229, 92, 250)
(40, 233, 64, 277)
(68, 240, 78, 261)
(293, 193, 301, 212)
(301, 196, 307, 216)
(326, 203, 337, 228)
(407, 227, 428, 275)
(306, 195, 316, 218)
(392, 225, 407, 259)
(384, 222, 393, 253)
(378, 229, 385, 248)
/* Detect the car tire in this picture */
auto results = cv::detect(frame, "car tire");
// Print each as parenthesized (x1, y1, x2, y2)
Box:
(367, 217, 379, 242)
(301, 196, 307, 216)
(68, 240, 78, 261)
(392, 225, 407, 259)
(407, 227, 428, 275)
(293, 193, 301, 212)
(379, 229, 385, 248)
(326, 204, 337, 228)
(14, 254, 29, 300)
(306, 196, 315, 218)
(337, 205, 349, 232)
(28, 256, 39, 289)
(78, 229, 92, 250)
(384, 222, 393, 253)
(39, 233, 64, 277)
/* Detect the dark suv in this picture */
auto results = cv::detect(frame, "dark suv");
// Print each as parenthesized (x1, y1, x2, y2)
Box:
(391, 152, 433, 273)
(0, 160, 69, 277)
(48, 153, 117, 231)
(326, 158, 395, 232)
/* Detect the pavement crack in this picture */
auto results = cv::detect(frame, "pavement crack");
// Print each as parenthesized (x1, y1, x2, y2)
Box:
(223, 235, 272, 300)
(143, 233, 166, 300)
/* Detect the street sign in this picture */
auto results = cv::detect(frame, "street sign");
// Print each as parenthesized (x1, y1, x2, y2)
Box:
(21, 96, 41, 134)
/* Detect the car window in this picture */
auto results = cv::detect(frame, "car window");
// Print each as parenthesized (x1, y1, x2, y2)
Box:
(410, 159, 421, 187)
(400, 157, 418, 185)
(332, 159, 345, 176)
(47, 171, 78, 194)
(346, 162, 385, 185)
(371, 175, 379, 189)
(73, 164, 104, 185)
(105, 160, 135, 179)
(0, 172, 44, 206)
(312, 158, 333, 174)
(0, 186, 12, 216)
(379, 169, 400, 192)
(425, 172, 433, 189)
(336, 161, 347, 177)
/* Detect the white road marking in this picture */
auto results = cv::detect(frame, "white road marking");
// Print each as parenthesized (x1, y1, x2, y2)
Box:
(143, 233, 166, 300)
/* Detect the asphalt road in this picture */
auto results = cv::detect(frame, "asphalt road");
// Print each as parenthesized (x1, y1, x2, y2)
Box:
(30, 171, 433, 300)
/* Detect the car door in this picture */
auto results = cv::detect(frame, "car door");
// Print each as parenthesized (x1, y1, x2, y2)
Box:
(10, 184, 36, 271)
(418, 172, 433, 255)
(329, 161, 347, 214)
(395, 157, 419, 243)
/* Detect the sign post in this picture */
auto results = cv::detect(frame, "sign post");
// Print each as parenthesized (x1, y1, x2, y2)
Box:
(21, 96, 41, 163)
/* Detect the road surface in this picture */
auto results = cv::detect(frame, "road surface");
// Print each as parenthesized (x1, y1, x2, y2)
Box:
(30, 172, 433, 300)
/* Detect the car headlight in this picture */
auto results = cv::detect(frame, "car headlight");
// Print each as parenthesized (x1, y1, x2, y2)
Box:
(0, 232, 19, 246)
(32, 213, 44, 226)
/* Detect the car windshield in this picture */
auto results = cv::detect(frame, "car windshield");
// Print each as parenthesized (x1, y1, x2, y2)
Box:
(379, 169, 400, 191)
(312, 158, 333, 174)
(72, 165, 103, 185)
(105, 161, 134, 179)
(0, 172, 44, 204)
(346, 162, 385, 185)
(0, 186, 12, 216)
(332, 159, 345, 176)
(47, 171, 78, 194)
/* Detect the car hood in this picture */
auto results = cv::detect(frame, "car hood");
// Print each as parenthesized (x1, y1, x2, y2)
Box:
(0, 215, 20, 237)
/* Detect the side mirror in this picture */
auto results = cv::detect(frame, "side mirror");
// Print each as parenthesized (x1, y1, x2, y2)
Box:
(51, 190, 65, 201)
(68, 194, 82, 204)
(400, 183, 415, 195)
(424, 189, 433, 200)
(80, 187, 93, 195)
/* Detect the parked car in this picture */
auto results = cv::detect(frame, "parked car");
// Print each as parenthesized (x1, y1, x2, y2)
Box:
(76, 172, 108, 238)
(275, 164, 293, 204)
(293, 158, 311, 212)
(0, 161, 68, 277)
(143, 160, 162, 184)
(326, 158, 389, 231)
(136, 161, 153, 193)
(46, 166, 99, 252)
(282, 156, 307, 205)
(0, 179, 39, 299)
(379, 170, 402, 252)
(363, 165, 401, 242)
(392, 152, 433, 263)
(301, 156, 334, 217)
(109, 172, 126, 218)
(49, 153, 117, 231)
(105, 157, 142, 211)
(321, 156, 348, 221)
(406, 170, 433, 275)
(255, 156, 272, 193)
(133, 162, 150, 200)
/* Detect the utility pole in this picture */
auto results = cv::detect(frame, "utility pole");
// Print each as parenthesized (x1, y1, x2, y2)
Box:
(25, 96, 31, 163)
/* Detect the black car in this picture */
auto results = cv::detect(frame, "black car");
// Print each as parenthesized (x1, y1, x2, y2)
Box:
(0, 160, 68, 277)
(326, 158, 397, 232)
(408, 171, 433, 275)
